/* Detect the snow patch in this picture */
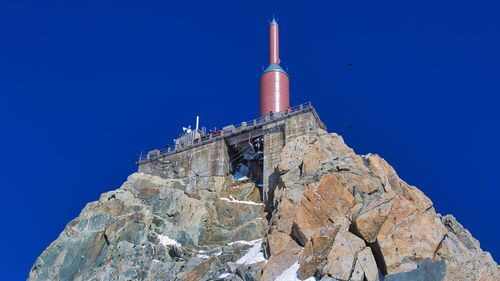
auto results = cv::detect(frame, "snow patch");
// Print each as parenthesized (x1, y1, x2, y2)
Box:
(196, 250, 222, 259)
(235, 239, 266, 265)
(220, 195, 264, 206)
(228, 238, 262, 246)
(157, 234, 181, 248)
(218, 271, 230, 279)
(275, 261, 316, 281)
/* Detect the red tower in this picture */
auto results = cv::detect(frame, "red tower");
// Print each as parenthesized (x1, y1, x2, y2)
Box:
(259, 18, 290, 117)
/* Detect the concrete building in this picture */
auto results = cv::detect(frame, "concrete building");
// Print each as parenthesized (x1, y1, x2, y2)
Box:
(136, 19, 326, 205)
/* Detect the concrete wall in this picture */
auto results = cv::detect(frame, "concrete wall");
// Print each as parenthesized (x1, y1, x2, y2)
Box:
(262, 110, 325, 204)
(138, 107, 326, 205)
(284, 109, 324, 142)
(262, 123, 286, 203)
(138, 139, 229, 178)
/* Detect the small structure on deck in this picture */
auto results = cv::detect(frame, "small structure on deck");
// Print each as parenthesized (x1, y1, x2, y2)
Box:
(173, 116, 206, 150)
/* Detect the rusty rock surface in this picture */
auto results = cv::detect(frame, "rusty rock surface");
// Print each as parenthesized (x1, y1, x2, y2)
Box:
(266, 129, 498, 281)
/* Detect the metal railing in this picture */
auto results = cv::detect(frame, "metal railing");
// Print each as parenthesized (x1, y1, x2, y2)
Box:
(138, 102, 313, 162)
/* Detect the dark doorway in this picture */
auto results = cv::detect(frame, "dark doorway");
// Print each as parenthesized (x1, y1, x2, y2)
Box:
(226, 136, 264, 186)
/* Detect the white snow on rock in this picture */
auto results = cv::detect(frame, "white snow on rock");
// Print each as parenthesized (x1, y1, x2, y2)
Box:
(228, 238, 262, 246)
(220, 195, 264, 206)
(235, 238, 267, 265)
(218, 272, 230, 279)
(196, 250, 222, 259)
(157, 234, 181, 248)
(275, 261, 316, 281)
(235, 176, 249, 181)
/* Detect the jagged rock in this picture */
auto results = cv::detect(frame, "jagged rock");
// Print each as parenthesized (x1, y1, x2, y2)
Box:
(376, 195, 447, 274)
(350, 259, 365, 281)
(223, 274, 245, 281)
(28, 173, 268, 281)
(235, 260, 266, 281)
(298, 222, 339, 279)
(274, 131, 497, 280)
(279, 134, 324, 173)
(324, 229, 366, 280)
(260, 240, 302, 281)
(311, 223, 340, 256)
(354, 191, 395, 243)
(29, 128, 499, 281)
(223, 181, 261, 203)
(177, 256, 218, 280)
(333, 173, 382, 196)
(263, 231, 295, 257)
(298, 241, 316, 279)
(291, 174, 354, 245)
(384, 258, 445, 281)
(269, 197, 299, 234)
(435, 214, 499, 281)
(225, 261, 240, 273)
(357, 247, 378, 281)
(403, 182, 434, 213)
(279, 131, 361, 177)
(291, 194, 328, 246)
(362, 154, 400, 193)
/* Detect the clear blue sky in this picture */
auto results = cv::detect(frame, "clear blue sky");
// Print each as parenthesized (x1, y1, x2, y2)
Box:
(1, 1, 498, 279)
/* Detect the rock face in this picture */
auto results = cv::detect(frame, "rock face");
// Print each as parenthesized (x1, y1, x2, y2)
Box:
(28, 174, 267, 280)
(268, 129, 498, 281)
(29, 128, 499, 281)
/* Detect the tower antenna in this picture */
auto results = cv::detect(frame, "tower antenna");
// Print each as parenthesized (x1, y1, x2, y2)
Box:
(259, 15, 290, 117)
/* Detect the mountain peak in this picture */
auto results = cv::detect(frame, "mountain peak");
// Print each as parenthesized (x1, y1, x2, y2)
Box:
(28, 128, 499, 280)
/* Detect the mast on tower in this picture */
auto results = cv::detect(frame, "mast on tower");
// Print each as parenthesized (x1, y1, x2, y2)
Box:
(259, 17, 290, 117)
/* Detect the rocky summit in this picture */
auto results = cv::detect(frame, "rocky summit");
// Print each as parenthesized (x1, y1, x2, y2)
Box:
(28, 129, 499, 281)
